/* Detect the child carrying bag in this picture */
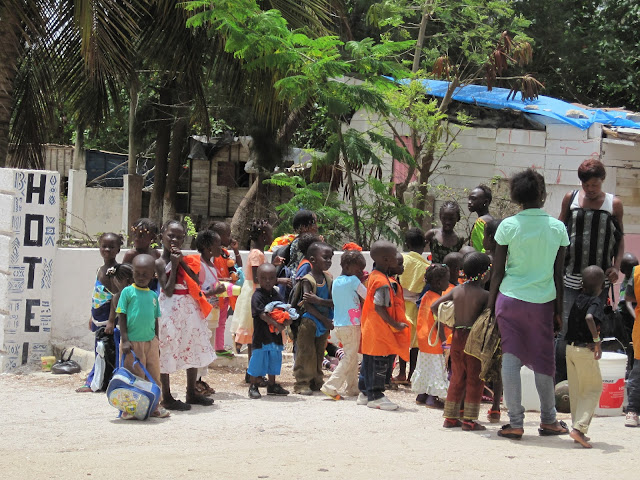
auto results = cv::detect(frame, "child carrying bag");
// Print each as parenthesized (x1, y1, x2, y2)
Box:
(106, 351, 160, 420)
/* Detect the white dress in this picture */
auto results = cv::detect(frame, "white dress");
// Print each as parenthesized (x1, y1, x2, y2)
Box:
(410, 351, 449, 398)
(158, 265, 216, 373)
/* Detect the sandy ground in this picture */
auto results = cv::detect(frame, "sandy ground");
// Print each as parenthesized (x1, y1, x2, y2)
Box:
(0, 364, 637, 480)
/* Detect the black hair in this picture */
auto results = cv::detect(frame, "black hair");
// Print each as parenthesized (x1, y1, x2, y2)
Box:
(581, 265, 605, 294)
(474, 185, 493, 204)
(405, 227, 426, 249)
(440, 200, 461, 221)
(195, 230, 221, 253)
(114, 262, 134, 284)
(298, 233, 322, 257)
(341, 250, 366, 269)
(249, 219, 271, 241)
(462, 252, 491, 279)
(292, 209, 316, 231)
(484, 219, 502, 239)
(509, 168, 546, 206)
(425, 263, 449, 284)
(131, 218, 158, 235)
(161, 219, 185, 233)
(211, 221, 230, 235)
(98, 232, 124, 246)
(307, 242, 332, 259)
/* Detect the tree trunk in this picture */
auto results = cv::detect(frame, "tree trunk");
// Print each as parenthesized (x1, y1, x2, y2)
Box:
(231, 177, 259, 249)
(149, 85, 172, 226)
(163, 105, 189, 223)
(0, 9, 21, 167)
(127, 76, 139, 174)
(72, 123, 85, 170)
(337, 127, 362, 246)
(412, 6, 431, 73)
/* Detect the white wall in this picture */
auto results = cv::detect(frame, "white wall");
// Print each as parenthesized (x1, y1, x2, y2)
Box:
(50, 248, 380, 350)
(84, 187, 123, 235)
(0, 169, 60, 372)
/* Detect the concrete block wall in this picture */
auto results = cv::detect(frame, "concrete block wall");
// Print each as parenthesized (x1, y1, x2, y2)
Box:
(0, 169, 59, 372)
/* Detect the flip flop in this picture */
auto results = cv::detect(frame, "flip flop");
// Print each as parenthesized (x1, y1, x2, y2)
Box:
(216, 349, 235, 358)
(162, 399, 192, 411)
(186, 394, 215, 406)
(462, 420, 487, 431)
(75, 385, 92, 393)
(538, 420, 569, 436)
(443, 418, 462, 428)
(497, 424, 523, 440)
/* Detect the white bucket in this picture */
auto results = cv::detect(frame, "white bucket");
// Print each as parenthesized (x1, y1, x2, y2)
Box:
(595, 352, 627, 417)
(520, 366, 541, 411)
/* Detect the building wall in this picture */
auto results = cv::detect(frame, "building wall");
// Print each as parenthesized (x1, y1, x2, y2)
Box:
(349, 109, 640, 258)
(0, 169, 59, 372)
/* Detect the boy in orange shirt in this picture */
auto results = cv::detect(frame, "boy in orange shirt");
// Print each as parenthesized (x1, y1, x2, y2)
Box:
(357, 241, 410, 410)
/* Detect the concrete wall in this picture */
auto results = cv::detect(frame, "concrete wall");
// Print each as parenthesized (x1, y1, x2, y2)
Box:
(50, 248, 378, 351)
(0, 169, 59, 371)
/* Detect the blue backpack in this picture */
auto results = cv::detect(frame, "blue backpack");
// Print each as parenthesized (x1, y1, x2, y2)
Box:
(106, 352, 160, 420)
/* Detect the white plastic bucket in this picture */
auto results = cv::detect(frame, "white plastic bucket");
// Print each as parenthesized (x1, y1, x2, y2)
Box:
(520, 366, 541, 411)
(595, 352, 627, 417)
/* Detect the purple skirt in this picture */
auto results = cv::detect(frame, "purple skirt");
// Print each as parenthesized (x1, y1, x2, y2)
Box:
(495, 293, 555, 377)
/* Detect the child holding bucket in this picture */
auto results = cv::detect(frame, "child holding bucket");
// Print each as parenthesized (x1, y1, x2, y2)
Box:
(565, 265, 604, 447)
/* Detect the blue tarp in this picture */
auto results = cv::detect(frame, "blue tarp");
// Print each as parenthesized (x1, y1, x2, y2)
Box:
(414, 79, 640, 131)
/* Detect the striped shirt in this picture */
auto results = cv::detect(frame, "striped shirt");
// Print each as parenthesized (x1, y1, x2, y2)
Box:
(564, 191, 621, 289)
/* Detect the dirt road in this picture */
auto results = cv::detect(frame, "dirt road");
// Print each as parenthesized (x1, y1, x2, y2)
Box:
(0, 367, 636, 479)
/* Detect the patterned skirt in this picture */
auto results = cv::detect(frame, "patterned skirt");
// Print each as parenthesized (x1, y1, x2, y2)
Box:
(158, 293, 216, 373)
(411, 352, 449, 398)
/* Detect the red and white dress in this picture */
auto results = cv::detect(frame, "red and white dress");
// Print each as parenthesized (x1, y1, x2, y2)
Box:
(158, 264, 216, 373)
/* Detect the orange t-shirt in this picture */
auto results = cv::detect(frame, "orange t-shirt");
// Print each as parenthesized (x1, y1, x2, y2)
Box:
(213, 248, 231, 279)
(181, 254, 213, 319)
(416, 285, 454, 354)
(360, 270, 411, 360)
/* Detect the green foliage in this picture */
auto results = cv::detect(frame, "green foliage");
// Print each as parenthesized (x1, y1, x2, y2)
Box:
(184, 215, 197, 237)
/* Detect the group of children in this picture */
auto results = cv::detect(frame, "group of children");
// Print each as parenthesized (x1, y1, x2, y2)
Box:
(77, 184, 640, 446)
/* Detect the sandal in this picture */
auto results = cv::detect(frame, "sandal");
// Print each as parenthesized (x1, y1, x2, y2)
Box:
(186, 393, 215, 406)
(162, 399, 192, 411)
(391, 376, 410, 385)
(151, 406, 171, 418)
(487, 409, 501, 423)
(538, 420, 569, 436)
(461, 420, 487, 431)
(443, 418, 462, 428)
(216, 349, 235, 358)
(195, 380, 215, 396)
(75, 385, 92, 393)
(497, 424, 523, 440)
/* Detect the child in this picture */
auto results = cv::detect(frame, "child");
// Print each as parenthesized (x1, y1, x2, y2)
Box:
(76, 233, 125, 393)
(565, 265, 605, 448)
(412, 264, 452, 409)
(395, 228, 430, 385)
(624, 258, 640, 427)
(481, 218, 503, 421)
(619, 253, 639, 351)
(387, 252, 409, 389)
(425, 201, 465, 264)
(468, 185, 494, 253)
(194, 230, 228, 395)
(320, 250, 367, 399)
(293, 242, 334, 395)
(287, 210, 319, 272)
(432, 252, 491, 430)
(117, 254, 170, 419)
(442, 252, 463, 287)
(156, 220, 216, 411)
(293, 233, 323, 281)
(211, 221, 242, 357)
(123, 218, 161, 263)
(358, 241, 410, 410)
(248, 263, 291, 399)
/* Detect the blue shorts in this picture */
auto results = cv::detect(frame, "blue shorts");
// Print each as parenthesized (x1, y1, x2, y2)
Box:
(247, 343, 284, 377)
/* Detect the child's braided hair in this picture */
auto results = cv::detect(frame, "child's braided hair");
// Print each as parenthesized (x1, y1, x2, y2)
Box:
(439, 200, 461, 221)
(98, 232, 124, 247)
(249, 219, 271, 241)
(131, 218, 158, 236)
(425, 263, 449, 284)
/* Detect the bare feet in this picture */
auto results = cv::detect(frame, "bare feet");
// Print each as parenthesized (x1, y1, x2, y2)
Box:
(570, 429, 592, 448)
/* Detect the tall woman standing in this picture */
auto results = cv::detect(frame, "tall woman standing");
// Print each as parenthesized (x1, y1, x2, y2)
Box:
(556, 159, 624, 382)
(489, 169, 570, 439)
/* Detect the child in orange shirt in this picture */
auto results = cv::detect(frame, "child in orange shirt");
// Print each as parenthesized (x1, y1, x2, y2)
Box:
(357, 241, 410, 410)
(412, 264, 452, 409)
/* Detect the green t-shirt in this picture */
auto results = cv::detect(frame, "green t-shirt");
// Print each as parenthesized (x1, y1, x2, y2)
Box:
(495, 209, 570, 304)
(116, 284, 160, 342)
